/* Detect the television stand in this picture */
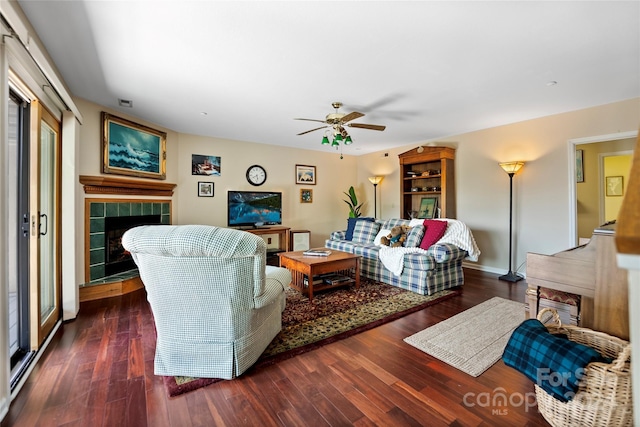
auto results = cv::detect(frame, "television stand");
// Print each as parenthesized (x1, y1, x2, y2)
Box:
(246, 226, 290, 265)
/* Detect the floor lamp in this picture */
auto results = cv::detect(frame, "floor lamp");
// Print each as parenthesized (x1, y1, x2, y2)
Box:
(498, 161, 525, 282)
(368, 176, 383, 218)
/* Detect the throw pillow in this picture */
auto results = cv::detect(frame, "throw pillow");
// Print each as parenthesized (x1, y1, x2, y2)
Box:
(419, 219, 448, 250)
(345, 217, 374, 241)
(374, 228, 391, 246)
(352, 220, 381, 244)
(404, 225, 425, 247)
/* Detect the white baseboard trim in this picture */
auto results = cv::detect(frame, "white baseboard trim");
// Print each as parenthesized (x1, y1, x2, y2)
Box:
(462, 262, 527, 278)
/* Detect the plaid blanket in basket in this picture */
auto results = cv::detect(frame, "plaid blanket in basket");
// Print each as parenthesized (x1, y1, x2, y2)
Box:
(502, 319, 609, 402)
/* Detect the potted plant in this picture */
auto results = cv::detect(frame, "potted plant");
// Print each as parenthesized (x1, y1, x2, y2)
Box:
(343, 186, 362, 218)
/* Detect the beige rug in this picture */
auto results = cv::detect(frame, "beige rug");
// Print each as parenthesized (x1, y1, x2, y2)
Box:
(404, 296, 525, 377)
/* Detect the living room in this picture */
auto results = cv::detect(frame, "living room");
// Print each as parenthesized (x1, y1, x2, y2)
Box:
(1, 1, 639, 425)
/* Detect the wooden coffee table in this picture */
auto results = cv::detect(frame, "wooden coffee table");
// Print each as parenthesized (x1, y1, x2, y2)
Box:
(278, 249, 360, 302)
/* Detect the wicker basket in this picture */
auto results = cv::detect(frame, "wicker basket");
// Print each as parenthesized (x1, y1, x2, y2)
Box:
(535, 308, 632, 427)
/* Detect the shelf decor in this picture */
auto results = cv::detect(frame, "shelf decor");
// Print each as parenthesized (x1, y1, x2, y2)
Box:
(398, 146, 456, 219)
(418, 197, 438, 219)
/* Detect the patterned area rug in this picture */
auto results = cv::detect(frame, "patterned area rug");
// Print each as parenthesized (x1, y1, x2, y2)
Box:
(165, 278, 460, 396)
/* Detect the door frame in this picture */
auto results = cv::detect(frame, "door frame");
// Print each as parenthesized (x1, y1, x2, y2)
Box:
(568, 130, 638, 246)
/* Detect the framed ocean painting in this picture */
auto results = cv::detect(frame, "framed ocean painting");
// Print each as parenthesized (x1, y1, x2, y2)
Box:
(102, 112, 167, 180)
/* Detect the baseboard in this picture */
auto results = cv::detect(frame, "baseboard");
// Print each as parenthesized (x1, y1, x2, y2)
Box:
(463, 262, 527, 278)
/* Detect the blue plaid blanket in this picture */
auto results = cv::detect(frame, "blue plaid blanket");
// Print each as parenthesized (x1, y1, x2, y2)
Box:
(502, 319, 608, 402)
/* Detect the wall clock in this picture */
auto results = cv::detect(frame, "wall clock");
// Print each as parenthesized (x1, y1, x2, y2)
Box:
(246, 164, 267, 186)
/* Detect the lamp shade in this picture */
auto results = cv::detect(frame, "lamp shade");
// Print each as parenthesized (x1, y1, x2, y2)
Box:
(499, 161, 525, 174)
(321, 135, 330, 145)
(368, 176, 383, 185)
(344, 135, 353, 145)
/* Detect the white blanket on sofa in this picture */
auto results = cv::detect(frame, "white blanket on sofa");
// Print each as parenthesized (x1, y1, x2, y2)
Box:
(437, 219, 481, 262)
(379, 246, 427, 276)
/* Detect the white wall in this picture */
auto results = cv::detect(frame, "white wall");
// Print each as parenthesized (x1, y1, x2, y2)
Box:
(75, 97, 359, 273)
(357, 98, 640, 275)
(77, 96, 640, 278)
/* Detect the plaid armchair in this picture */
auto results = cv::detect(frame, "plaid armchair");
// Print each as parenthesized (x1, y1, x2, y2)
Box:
(122, 224, 290, 379)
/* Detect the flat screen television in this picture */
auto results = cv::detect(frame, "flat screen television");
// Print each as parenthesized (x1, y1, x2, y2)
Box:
(227, 190, 282, 228)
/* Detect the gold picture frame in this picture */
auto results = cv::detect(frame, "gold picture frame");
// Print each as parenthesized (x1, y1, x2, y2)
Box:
(102, 112, 167, 180)
(300, 188, 313, 203)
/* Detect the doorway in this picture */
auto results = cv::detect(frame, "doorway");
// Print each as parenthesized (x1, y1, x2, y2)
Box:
(6, 85, 62, 390)
(569, 132, 637, 245)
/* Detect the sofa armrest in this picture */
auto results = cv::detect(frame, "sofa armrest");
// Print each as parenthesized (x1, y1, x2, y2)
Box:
(425, 243, 468, 263)
(330, 230, 346, 240)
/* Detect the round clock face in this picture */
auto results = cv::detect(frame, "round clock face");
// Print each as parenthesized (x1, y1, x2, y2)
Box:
(246, 165, 267, 186)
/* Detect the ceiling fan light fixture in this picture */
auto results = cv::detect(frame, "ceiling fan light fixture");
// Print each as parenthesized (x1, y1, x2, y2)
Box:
(321, 135, 330, 145)
(334, 133, 343, 143)
(344, 135, 353, 145)
(331, 139, 339, 147)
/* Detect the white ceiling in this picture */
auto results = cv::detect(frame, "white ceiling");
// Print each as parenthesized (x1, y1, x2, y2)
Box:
(17, 1, 640, 155)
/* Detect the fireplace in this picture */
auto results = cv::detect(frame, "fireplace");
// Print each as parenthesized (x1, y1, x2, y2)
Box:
(104, 214, 161, 276)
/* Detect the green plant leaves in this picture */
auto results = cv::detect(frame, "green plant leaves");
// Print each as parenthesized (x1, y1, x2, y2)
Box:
(343, 186, 362, 218)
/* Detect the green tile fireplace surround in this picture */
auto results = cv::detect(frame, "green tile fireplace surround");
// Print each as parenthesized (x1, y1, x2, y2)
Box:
(85, 198, 171, 283)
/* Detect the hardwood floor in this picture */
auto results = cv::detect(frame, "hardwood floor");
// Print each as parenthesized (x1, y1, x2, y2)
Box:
(2, 269, 549, 426)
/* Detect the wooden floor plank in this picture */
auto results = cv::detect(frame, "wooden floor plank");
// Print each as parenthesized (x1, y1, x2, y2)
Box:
(2, 269, 549, 426)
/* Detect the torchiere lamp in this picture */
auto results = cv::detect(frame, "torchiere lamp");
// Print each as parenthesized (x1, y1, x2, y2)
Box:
(498, 161, 525, 282)
(368, 176, 383, 218)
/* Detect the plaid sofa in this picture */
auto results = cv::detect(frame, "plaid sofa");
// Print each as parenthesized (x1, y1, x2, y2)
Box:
(325, 218, 467, 295)
(122, 224, 290, 380)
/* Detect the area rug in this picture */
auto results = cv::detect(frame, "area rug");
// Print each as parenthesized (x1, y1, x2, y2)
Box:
(164, 278, 460, 396)
(403, 296, 525, 377)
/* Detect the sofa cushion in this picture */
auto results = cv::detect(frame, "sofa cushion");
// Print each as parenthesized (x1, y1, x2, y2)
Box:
(419, 219, 448, 250)
(404, 225, 425, 247)
(382, 218, 412, 230)
(352, 220, 381, 244)
(353, 244, 380, 260)
(345, 217, 375, 240)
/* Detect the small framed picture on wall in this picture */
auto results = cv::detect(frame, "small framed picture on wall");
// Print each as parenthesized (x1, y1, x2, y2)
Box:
(295, 164, 316, 185)
(605, 176, 623, 197)
(300, 189, 313, 203)
(198, 181, 214, 197)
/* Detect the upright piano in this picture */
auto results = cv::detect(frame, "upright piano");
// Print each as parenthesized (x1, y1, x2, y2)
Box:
(525, 223, 629, 340)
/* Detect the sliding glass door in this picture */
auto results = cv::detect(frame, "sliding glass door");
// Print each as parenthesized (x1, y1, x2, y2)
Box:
(7, 88, 61, 388)
(29, 100, 61, 349)
(8, 90, 30, 381)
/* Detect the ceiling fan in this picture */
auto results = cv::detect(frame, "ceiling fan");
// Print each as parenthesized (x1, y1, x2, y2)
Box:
(294, 102, 386, 141)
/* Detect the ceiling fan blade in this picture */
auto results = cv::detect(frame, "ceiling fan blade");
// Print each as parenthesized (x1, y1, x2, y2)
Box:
(294, 118, 327, 124)
(348, 123, 386, 131)
(340, 111, 364, 123)
(297, 126, 327, 136)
